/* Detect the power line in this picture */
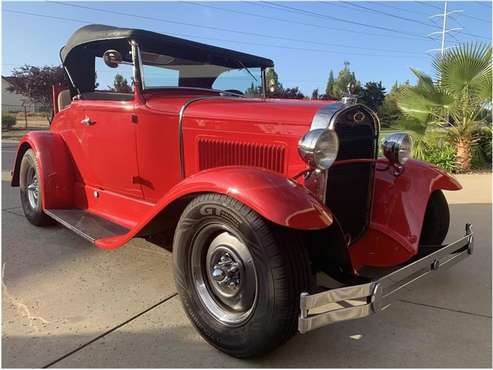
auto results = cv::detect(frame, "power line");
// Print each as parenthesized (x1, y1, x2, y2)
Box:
(183, 1, 422, 42)
(2, 9, 421, 59)
(255, 1, 430, 40)
(376, 2, 432, 17)
(427, 0, 463, 55)
(417, 1, 443, 11)
(183, 1, 425, 53)
(48, 1, 425, 55)
(419, 0, 490, 24)
(457, 11, 491, 24)
(475, 1, 492, 8)
(334, 2, 437, 28)
(418, 2, 490, 40)
(336, 1, 490, 39)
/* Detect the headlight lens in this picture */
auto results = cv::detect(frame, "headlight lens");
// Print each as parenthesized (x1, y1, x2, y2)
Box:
(382, 133, 413, 165)
(298, 129, 339, 170)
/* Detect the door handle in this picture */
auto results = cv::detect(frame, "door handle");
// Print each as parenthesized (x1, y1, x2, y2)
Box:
(81, 117, 95, 126)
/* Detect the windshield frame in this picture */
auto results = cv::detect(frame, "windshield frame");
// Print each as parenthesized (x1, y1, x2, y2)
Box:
(132, 42, 266, 98)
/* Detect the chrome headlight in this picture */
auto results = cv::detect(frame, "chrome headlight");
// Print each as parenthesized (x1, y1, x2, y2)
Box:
(382, 133, 413, 165)
(298, 129, 339, 170)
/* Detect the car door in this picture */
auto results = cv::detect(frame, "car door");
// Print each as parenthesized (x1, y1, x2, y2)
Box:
(70, 98, 143, 199)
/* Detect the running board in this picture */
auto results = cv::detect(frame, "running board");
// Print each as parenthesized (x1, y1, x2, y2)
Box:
(45, 209, 129, 243)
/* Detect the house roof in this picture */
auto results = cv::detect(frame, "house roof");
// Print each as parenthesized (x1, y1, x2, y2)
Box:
(60, 24, 274, 69)
(2, 76, 19, 88)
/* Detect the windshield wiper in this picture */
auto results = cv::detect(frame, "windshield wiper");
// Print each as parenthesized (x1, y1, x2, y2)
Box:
(237, 60, 258, 82)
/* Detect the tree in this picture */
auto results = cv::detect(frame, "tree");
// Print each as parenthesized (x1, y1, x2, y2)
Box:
(279, 87, 305, 99)
(269, 86, 305, 99)
(333, 61, 360, 99)
(311, 88, 319, 100)
(245, 82, 262, 97)
(377, 91, 403, 128)
(264, 67, 304, 99)
(111, 74, 132, 93)
(360, 81, 386, 111)
(266, 68, 282, 93)
(6, 65, 68, 122)
(325, 70, 335, 98)
(397, 43, 492, 171)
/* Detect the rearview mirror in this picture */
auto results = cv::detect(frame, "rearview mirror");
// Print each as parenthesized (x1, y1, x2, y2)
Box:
(103, 50, 123, 68)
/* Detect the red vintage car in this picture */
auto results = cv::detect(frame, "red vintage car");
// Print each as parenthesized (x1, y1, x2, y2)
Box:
(11, 25, 473, 357)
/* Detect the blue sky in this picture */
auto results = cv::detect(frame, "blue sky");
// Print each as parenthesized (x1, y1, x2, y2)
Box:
(2, 1, 492, 95)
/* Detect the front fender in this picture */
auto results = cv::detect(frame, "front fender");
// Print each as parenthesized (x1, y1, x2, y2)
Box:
(350, 159, 461, 270)
(96, 166, 333, 249)
(11, 132, 75, 209)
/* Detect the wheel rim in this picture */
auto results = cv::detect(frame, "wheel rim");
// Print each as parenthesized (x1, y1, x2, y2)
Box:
(26, 167, 39, 209)
(191, 225, 258, 326)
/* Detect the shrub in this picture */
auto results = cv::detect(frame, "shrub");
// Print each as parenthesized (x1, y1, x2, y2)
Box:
(2, 114, 16, 130)
(421, 133, 459, 173)
(471, 127, 492, 169)
(425, 141, 459, 173)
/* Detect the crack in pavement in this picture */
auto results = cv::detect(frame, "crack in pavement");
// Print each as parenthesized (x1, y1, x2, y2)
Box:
(3, 209, 25, 218)
(2, 206, 21, 211)
(399, 299, 492, 319)
(2, 264, 51, 332)
(43, 293, 179, 368)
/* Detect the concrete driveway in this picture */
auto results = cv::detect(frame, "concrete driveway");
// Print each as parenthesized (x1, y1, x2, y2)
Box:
(2, 141, 491, 367)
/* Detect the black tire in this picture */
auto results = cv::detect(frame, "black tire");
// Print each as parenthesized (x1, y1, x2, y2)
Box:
(173, 193, 311, 358)
(419, 190, 450, 245)
(19, 149, 52, 226)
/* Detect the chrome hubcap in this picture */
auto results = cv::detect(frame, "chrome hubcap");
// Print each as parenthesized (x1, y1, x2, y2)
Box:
(191, 228, 257, 326)
(210, 252, 241, 290)
(26, 168, 39, 209)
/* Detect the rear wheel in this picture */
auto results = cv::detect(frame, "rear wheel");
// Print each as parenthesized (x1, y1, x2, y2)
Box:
(173, 193, 311, 358)
(19, 149, 52, 226)
(419, 190, 450, 245)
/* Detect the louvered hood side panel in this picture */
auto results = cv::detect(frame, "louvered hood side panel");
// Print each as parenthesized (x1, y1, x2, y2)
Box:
(198, 138, 286, 174)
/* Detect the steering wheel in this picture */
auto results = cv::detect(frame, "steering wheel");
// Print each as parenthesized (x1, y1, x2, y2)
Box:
(223, 89, 244, 96)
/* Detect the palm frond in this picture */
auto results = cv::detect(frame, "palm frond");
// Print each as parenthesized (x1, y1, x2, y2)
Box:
(436, 43, 492, 100)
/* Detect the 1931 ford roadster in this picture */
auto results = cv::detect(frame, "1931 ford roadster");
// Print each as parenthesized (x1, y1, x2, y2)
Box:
(11, 25, 473, 357)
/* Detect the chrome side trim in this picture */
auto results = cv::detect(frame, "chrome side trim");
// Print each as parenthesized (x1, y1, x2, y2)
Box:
(299, 223, 474, 334)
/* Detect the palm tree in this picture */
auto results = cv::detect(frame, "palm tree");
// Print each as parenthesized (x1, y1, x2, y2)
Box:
(397, 43, 492, 171)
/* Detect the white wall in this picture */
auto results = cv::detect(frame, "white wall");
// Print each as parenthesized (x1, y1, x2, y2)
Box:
(2, 77, 33, 112)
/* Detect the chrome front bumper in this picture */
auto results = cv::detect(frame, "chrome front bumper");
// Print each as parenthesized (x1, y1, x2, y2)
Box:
(299, 224, 474, 334)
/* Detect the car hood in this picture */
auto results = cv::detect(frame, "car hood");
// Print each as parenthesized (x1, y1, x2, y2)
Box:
(144, 92, 335, 127)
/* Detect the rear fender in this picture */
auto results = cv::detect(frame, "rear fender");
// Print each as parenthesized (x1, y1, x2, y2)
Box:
(96, 166, 333, 249)
(349, 159, 461, 270)
(11, 132, 75, 209)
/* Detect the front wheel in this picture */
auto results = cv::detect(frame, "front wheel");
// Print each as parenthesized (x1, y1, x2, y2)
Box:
(19, 149, 52, 226)
(419, 190, 450, 245)
(173, 193, 311, 358)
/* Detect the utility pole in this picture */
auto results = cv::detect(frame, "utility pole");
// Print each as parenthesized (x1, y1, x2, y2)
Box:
(426, 0, 463, 55)
(439, 0, 448, 55)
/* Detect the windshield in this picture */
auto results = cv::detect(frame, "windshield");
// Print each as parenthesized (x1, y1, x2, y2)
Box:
(140, 50, 264, 97)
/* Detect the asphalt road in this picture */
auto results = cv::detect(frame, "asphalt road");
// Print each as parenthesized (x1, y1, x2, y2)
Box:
(2, 141, 492, 367)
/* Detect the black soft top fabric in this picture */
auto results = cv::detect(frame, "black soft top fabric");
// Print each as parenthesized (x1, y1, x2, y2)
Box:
(61, 24, 274, 68)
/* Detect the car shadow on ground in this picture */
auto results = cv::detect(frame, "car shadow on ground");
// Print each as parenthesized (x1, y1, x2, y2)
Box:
(2, 203, 491, 368)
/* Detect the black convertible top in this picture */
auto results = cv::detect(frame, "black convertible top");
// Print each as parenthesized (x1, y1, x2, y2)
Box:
(61, 24, 273, 68)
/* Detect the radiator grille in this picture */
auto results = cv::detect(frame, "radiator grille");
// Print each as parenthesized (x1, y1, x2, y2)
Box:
(325, 106, 377, 244)
(198, 138, 286, 173)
